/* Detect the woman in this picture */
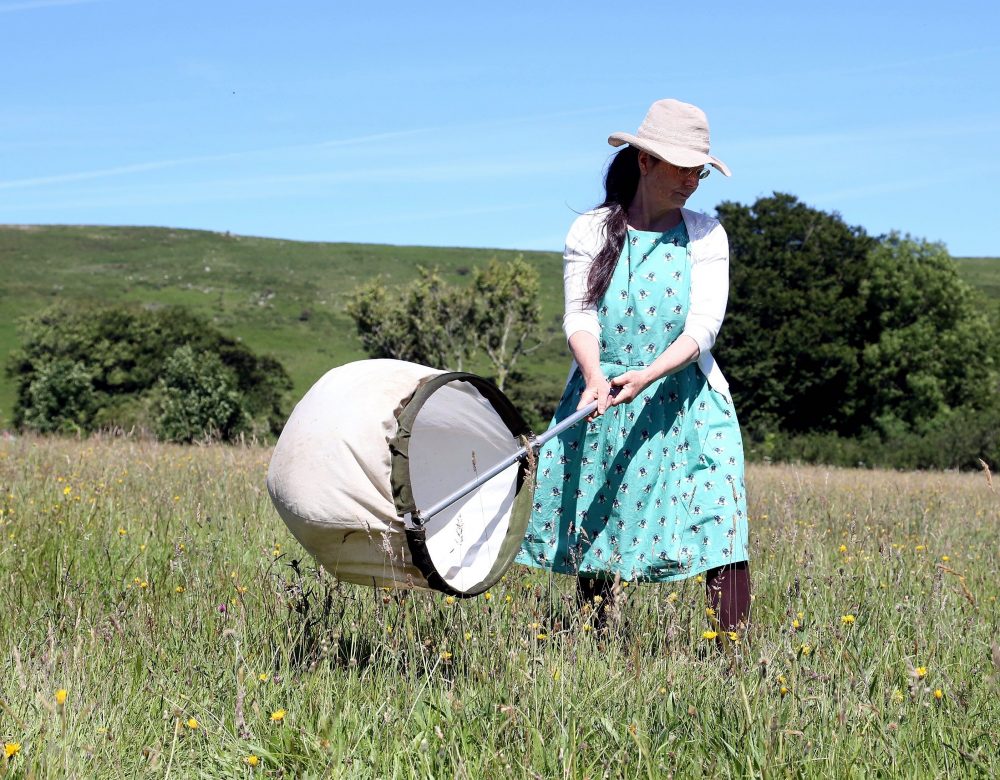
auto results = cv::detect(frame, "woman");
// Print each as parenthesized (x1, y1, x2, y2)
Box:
(516, 99, 750, 632)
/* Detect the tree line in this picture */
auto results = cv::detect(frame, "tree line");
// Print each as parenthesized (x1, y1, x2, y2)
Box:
(7, 192, 998, 467)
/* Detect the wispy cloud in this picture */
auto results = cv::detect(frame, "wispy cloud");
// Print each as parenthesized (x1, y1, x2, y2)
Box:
(0, 0, 102, 12)
(0, 128, 436, 191)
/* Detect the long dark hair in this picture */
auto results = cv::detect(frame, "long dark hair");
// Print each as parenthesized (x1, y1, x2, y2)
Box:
(585, 146, 640, 306)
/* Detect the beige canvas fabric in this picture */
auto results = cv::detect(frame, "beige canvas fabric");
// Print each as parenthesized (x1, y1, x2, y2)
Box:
(266, 359, 526, 591)
(267, 359, 442, 587)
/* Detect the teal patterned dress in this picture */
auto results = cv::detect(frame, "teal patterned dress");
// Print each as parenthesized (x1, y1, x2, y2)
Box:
(516, 222, 749, 582)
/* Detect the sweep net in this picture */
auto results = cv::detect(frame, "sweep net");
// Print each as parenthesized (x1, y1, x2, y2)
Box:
(266, 359, 533, 596)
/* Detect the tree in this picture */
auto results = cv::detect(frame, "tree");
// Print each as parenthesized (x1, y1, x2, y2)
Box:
(715, 193, 876, 435)
(155, 345, 250, 443)
(858, 233, 996, 434)
(347, 259, 542, 389)
(347, 267, 475, 370)
(7, 303, 291, 440)
(715, 193, 999, 446)
(470, 256, 541, 391)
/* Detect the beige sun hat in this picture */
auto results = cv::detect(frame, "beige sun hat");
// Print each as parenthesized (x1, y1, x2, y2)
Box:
(609, 98, 731, 177)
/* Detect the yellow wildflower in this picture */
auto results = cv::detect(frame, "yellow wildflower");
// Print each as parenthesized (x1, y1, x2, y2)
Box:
(117, 526, 127, 536)
(536, 633, 548, 640)
(187, 718, 199, 730)
(915, 545, 926, 552)
(55, 688, 67, 705)
(439, 651, 453, 660)
(892, 689, 905, 702)
(666, 592, 678, 603)
(695, 575, 704, 584)
(934, 689, 943, 700)
(705, 607, 716, 617)
(838, 544, 847, 553)
(658, 686, 667, 695)
(915, 666, 927, 679)
(246, 755, 260, 766)
(258, 673, 269, 683)
(779, 686, 789, 696)
(841, 614, 856, 625)
(483, 592, 493, 601)
(175, 586, 185, 593)
(4, 742, 20, 758)
(270, 709, 286, 722)
(727, 631, 739, 642)
(63, 486, 71, 495)
(444, 596, 456, 605)
(799, 644, 813, 656)
(702, 630, 718, 640)
(464, 632, 472, 640)
(792, 619, 801, 629)
(941, 555, 950, 562)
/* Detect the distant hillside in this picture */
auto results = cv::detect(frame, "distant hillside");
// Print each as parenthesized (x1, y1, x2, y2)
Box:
(0, 225, 996, 430)
(0, 225, 570, 429)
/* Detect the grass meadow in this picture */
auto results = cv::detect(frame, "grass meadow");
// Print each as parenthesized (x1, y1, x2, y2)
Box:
(2, 435, 999, 778)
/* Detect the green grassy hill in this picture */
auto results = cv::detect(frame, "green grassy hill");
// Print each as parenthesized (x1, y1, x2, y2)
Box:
(0, 225, 572, 429)
(1, 225, 997, 430)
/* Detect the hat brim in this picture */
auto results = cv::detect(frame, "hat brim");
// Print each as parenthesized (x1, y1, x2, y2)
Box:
(608, 132, 731, 177)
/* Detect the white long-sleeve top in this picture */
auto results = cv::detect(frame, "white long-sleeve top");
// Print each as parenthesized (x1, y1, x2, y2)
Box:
(561, 206, 732, 399)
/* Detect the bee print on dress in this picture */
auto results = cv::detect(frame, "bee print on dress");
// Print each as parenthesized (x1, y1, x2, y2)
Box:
(672, 270, 682, 280)
(646, 306, 657, 316)
(630, 235, 639, 246)
(619, 290, 628, 301)
(638, 289, 650, 300)
(638, 323, 650, 334)
(624, 306, 634, 317)
(664, 287, 675, 297)
(644, 271, 656, 282)
(646, 343, 657, 354)
(673, 304, 683, 314)
(599, 305, 609, 316)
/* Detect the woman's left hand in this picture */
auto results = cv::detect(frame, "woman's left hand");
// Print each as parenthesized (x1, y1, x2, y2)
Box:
(608, 369, 655, 406)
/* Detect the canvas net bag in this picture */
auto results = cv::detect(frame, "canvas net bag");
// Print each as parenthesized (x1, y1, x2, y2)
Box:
(267, 359, 534, 596)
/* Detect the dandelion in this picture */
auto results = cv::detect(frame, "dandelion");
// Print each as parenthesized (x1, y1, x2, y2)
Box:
(186, 718, 199, 730)
(695, 575, 704, 584)
(582, 624, 593, 633)
(55, 688, 67, 705)
(941, 555, 950, 562)
(915, 545, 926, 552)
(841, 614, 856, 625)
(439, 651, 453, 661)
(621, 581, 630, 589)
(727, 631, 739, 642)
(4, 742, 20, 758)
(175, 586, 185, 593)
(117, 526, 127, 536)
(63, 486, 71, 495)
(915, 666, 927, 679)
(705, 607, 716, 617)
(702, 630, 718, 640)
(892, 689, 905, 702)
(270, 709, 286, 722)
(536, 633, 548, 641)
(464, 632, 472, 641)
(666, 592, 678, 603)
(258, 673, 269, 683)
(799, 644, 813, 656)
(791, 619, 801, 630)
(483, 592, 493, 601)
(934, 689, 944, 700)
(246, 755, 260, 766)
(779, 686, 789, 696)
(444, 596, 456, 605)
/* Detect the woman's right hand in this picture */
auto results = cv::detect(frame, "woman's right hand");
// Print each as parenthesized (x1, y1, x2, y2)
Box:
(577, 376, 613, 419)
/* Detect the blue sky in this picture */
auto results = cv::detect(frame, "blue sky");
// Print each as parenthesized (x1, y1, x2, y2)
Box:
(2, 0, 999, 256)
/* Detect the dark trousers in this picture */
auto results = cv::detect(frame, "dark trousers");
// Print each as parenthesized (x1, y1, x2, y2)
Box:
(577, 561, 751, 631)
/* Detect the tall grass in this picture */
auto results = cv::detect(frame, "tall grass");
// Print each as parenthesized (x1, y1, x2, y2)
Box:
(1, 435, 998, 777)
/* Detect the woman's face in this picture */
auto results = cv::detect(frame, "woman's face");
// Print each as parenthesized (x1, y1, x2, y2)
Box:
(638, 151, 704, 212)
